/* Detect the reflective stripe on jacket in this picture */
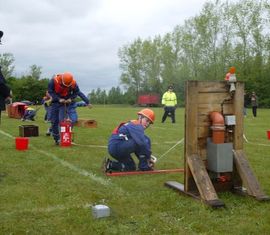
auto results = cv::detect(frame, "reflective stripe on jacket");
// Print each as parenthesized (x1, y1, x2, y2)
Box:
(162, 91, 177, 106)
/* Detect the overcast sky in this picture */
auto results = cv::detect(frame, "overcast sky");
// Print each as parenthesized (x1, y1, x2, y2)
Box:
(0, 0, 207, 94)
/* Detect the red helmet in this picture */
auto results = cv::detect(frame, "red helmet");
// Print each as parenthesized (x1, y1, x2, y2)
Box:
(137, 108, 155, 124)
(61, 72, 74, 87)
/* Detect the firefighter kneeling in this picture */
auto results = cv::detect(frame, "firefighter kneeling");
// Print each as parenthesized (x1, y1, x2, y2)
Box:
(104, 108, 156, 172)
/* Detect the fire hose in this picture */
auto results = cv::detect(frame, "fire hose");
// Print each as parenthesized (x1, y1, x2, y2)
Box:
(243, 134, 270, 147)
(151, 138, 184, 163)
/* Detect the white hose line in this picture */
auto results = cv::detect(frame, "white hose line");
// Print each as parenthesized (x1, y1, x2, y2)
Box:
(156, 138, 184, 162)
(72, 142, 107, 148)
(0, 129, 110, 186)
(243, 134, 270, 147)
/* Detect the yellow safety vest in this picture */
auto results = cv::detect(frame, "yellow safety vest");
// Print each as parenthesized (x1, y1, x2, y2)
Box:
(162, 91, 177, 107)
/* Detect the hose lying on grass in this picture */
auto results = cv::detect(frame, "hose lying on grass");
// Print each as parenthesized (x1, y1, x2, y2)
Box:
(243, 134, 270, 147)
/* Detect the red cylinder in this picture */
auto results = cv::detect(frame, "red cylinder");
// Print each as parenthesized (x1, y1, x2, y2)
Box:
(60, 120, 72, 147)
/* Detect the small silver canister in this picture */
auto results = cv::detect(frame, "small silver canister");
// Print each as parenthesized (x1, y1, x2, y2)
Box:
(92, 205, 110, 218)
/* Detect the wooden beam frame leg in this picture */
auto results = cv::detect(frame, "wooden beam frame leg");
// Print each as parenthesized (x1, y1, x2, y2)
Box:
(233, 150, 269, 201)
(187, 154, 225, 207)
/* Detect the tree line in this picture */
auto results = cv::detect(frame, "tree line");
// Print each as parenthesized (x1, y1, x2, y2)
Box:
(1, 0, 270, 106)
(118, 0, 270, 107)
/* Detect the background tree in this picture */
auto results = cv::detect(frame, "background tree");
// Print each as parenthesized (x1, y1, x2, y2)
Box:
(0, 53, 15, 78)
(107, 86, 123, 104)
(118, 0, 270, 107)
(29, 64, 42, 80)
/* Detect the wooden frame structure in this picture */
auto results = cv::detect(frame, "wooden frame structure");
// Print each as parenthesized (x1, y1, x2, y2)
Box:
(165, 81, 269, 208)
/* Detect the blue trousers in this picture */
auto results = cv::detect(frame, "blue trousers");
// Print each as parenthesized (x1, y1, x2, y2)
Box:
(108, 136, 151, 171)
(51, 102, 78, 141)
(44, 105, 52, 121)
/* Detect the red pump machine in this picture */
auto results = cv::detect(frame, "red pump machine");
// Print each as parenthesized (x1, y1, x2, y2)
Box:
(60, 119, 72, 147)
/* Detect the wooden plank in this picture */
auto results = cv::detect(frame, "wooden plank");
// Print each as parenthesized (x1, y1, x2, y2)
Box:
(233, 82, 244, 150)
(198, 149, 207, 161)
(233, 150, 269, 200)
(197, 81, 227, 93)
(198, 114, 211, 125)
(198, 126, 210, 138)
(198, 92, 231, 104)
(184, 81, 199, 192)
(165, 181, 225, 208)
(187, 154, 220, 201)
(165, 181, 200, 199)
(198, 103, 233, 115)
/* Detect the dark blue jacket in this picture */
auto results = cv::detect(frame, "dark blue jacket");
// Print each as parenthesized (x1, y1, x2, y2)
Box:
(0, 66, 10, 110)
(109, 120, 151, 157)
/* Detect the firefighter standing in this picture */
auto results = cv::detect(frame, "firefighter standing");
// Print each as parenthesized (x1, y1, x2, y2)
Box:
(48, 72, 91, 145)
(0, 66, 11, 124)
(161, 85, 177, 123)
(104, 109, 155, 172)
(0, 31, 12, 124)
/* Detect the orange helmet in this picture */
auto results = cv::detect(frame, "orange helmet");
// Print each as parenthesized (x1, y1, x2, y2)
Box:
(137, 108, 155, 124)
(61, 72, 74, 87)
(229, 66, 236, 74)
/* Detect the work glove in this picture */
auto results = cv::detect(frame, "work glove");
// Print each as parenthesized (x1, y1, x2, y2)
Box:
(65, 98, 72, 104)
(59, 98, 65, 103)
(138, 155, 153, 171)
(149, 155, 157, 168)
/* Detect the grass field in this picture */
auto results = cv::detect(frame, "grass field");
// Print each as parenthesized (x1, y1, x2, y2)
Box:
(0, 105, 270, 234)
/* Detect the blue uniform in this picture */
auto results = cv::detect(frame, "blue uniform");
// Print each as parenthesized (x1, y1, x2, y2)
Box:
(22, 108, 36, 121)
(48, 78, 89, 143)
(108, 120, 152, 171)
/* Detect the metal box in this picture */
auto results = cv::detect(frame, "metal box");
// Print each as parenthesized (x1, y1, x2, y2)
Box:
(19, 125, 39, 137)
(224, 115, 236, 125)
(207, 138, 233, 172)
(92, 205, 110, 218)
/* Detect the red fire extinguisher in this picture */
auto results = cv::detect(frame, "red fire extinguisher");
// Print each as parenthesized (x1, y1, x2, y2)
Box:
(60, 119, 72, 147)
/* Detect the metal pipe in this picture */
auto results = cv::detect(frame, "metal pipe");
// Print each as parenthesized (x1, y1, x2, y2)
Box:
(210, 111, 225, 144)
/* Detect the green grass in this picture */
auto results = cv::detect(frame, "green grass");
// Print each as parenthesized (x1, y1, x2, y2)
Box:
(0, 106, 270, 234)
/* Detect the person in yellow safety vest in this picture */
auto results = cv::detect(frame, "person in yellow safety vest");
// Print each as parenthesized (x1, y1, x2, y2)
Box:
(161, 85, 177, 123)
(21, 106, 36, 121)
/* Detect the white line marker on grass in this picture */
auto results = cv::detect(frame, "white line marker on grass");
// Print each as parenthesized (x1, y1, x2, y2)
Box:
(34, 147, 110, 186)
(0, 129, 14, 138)
(0, 129, 110, 186)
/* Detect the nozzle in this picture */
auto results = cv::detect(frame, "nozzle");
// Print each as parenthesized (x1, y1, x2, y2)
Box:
(151, 155, 157, 163)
